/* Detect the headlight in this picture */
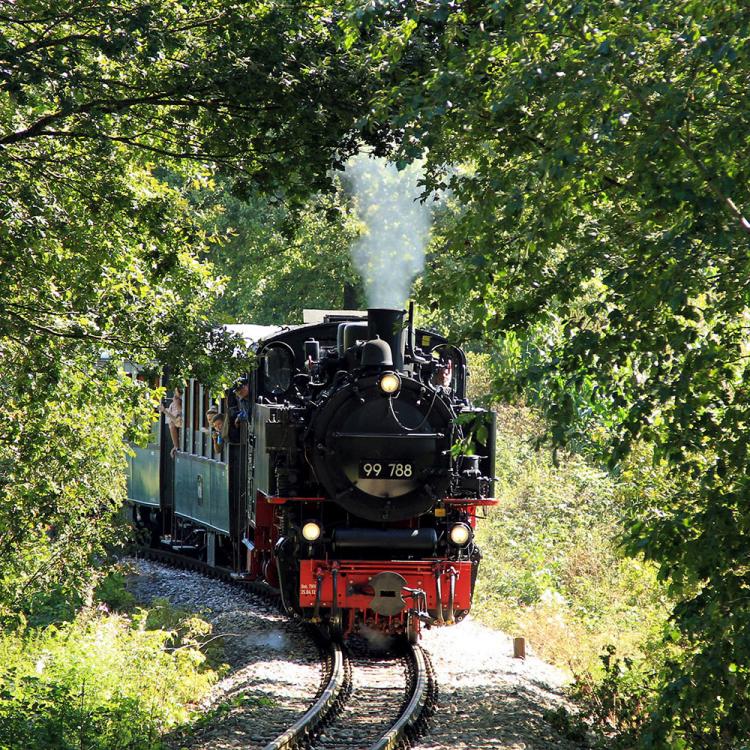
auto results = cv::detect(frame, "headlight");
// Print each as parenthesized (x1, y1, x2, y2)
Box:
(302, 522, 322, 542)
(449, 523, 472, 547)
(379, 372, 401, 394)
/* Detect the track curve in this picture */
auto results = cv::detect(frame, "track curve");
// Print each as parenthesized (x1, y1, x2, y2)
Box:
(262, 641, 348, 750)
(368, 645, 433, 750)
(304, 642, 436, 750)
(137, 548, 436, 749)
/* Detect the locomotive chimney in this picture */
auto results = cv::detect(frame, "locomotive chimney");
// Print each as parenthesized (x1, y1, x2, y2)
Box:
(367, 308, 406, 372)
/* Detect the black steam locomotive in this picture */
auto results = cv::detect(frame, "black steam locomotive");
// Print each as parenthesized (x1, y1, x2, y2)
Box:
(128, 307, 496, 641)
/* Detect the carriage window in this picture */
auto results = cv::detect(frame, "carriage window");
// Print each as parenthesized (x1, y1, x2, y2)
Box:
(262, 344, 294, 395)
(431, 346, 460, 391)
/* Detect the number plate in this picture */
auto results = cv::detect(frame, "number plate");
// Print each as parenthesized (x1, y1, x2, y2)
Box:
(359, 461, 414, 479)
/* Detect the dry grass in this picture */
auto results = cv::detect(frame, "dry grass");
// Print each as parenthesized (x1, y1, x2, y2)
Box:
(473, 402, 670, 679)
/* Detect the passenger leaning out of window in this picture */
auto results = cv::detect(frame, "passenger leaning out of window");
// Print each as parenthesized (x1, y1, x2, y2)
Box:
(206, 408, 225, 455)
(159, 386, 183, 458)
(222, 376, 249, 445)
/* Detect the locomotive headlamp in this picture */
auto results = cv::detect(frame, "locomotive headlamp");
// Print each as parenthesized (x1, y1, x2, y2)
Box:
(449, 522, 472, 547)
(379, 372, 401, 395)
(302, 521, 322, 542)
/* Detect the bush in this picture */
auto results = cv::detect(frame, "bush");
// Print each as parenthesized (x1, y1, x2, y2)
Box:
(94, 570, 138, 614)
(0, 601, 218, 750)
(474, 404, 670, 678)
(571, 645, 661, 748)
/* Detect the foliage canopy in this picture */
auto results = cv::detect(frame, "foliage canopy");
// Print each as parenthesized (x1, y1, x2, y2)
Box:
(0, 0, 387, 615)
(343, 1, 750, 745)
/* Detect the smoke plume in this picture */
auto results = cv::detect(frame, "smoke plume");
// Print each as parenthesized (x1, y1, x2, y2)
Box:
(345, 155, 431, 309)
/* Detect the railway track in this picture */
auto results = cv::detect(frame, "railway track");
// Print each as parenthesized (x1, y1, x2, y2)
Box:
(261, 640, 348, 750)
(138, 548, 436, 749)
(262, 640, 436, 750)
(368, 645, 435, 750)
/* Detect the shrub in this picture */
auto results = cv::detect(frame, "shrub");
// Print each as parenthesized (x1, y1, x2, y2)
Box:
(571, 645, 661, 747)
(474, 403, 671, 679)
(94, 570, 137, 614)
(0, 603, 218, 750)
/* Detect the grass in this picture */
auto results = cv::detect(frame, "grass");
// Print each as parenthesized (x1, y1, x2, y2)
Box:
(473, 403, 671, 679)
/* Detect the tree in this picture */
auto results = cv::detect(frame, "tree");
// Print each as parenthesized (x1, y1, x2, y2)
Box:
(0, 0, 379, 188)
(0, 0, 391, 617)
(344, 1, 750, 745)
(197, 181, 365, 325)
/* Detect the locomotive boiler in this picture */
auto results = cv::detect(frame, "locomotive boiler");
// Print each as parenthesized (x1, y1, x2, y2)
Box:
(127, 306, 496, 642)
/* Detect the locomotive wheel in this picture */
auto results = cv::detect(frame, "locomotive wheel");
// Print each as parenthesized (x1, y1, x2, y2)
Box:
(274, 538, 300, 616)
(328, 611, 344, 642)
(263, 556, 279, 588)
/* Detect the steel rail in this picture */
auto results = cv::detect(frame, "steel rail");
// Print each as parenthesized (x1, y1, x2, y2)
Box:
(368, 644, 432, 750)
(138, 547, 348, 748)
(138, 547, 435, 749)
(262, 641, 347, 750)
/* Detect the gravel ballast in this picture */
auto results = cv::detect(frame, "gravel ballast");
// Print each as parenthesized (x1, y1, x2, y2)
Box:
(125, 558, 585, 749)
(415, 619, 585, 749)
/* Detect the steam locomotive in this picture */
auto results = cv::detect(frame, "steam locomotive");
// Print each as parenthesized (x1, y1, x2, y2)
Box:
(127, 307, 496, 641)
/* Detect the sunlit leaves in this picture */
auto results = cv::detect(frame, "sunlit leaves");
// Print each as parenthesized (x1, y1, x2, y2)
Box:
(344, 0, 750, 743)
